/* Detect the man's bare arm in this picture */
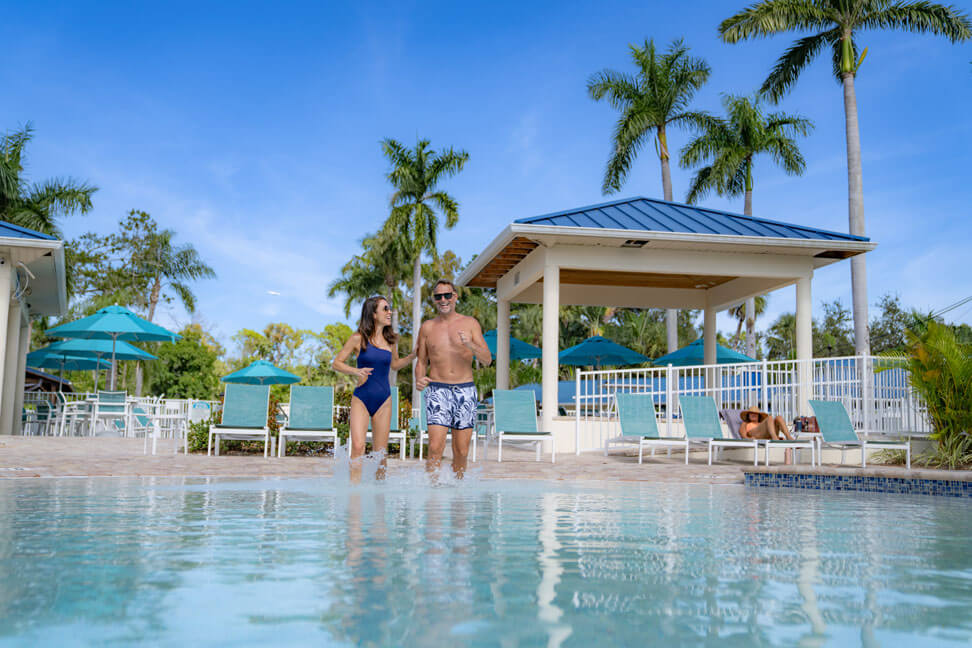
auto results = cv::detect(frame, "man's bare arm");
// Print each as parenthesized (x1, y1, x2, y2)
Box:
(461, 318, 492, 366)
(414, 322, 430, 390)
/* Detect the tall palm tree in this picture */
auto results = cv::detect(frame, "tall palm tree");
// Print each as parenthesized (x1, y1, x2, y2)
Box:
(720, 1, 971, 355)
(680, 93, 812, 357)
(0, 123, 96, 237)
(129, 211, 216, 395)
(382, 138, 469, 406)
(729, 295, 768, 355)
(587, 38, 711, 353)
(328, 227, 411, 385)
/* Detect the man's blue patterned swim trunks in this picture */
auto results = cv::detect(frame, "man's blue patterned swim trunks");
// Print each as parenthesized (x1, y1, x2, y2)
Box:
(425, 381, 478, 430)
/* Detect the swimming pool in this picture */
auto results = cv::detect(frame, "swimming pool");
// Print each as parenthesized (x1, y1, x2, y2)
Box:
(1, 476, 970, 646)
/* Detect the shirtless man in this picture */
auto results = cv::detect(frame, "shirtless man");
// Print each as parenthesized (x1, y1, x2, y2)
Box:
(414, 279, 492, 478)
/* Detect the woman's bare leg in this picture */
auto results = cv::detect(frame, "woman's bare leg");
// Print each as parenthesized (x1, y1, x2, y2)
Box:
(349, 397, 370, 483)
(369, 398, 392, 480)
(774, 416, 793, 440)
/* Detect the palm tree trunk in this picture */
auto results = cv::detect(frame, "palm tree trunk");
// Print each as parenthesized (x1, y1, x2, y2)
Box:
(135, 279, 161, 397)
(387, 280, 398, 387)
(743, 166, 756, 358)
(658, 124, 678, 353)
(842, 72, 870, 356)
(411, 254, 422, 409)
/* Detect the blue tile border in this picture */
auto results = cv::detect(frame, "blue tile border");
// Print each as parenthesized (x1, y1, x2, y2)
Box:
(745, 472, 972, 498)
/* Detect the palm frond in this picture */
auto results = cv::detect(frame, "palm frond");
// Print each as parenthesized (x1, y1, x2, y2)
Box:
(26, 178, 97, 217)
(719, 0, 833, 42)
(586, 70, 640, 110)
(170, 281, 197, 313)
(859, 2, 972, 41)
(603, 110, 654, 194)
(762, 29, 839, 101)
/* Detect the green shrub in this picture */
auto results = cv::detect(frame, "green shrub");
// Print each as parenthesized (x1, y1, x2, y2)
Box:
(905, 322, 972, 469)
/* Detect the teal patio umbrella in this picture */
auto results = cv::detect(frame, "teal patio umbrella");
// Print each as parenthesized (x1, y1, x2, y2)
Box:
(652, 338, 757, 367)
(46, 305, 180, 389)
(558, 336, 649, 369)
(35, 339, 157, 390)
(222, 360, 300, 385)
(26, 350, 112, 392)
(483, 329, 542, 361)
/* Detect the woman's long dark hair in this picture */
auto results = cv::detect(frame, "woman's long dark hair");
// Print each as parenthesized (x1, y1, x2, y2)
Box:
(357, 295, 398, 349)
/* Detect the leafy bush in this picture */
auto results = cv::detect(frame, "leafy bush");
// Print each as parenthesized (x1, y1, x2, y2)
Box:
(905, 322, 972, 469)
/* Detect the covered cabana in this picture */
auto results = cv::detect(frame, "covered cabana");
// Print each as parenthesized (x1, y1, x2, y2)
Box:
(456, 197, 875, 436)
(0, 221, 67, 434)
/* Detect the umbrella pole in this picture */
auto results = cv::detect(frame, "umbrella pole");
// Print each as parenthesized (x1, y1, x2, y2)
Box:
(110, 336, 118, 391)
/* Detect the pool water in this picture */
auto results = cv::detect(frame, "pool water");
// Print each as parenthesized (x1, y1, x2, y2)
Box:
(1, 476, 970, 647)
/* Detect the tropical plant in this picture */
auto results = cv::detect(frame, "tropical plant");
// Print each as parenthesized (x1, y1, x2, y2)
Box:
(904, 322, 972, 468)
(680, 93, 811, 358)
(727, 294, 768, 356)
(719, 1, 972, 355)
(116, 210, 215, 395)
(149, 324, 223, 399)
(588, 38, 710, 352)
(0, 123, 97, 237)
(382, 137, 469, 406)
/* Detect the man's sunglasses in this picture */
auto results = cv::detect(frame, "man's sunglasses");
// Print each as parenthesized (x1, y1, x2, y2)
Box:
(432, 292, 454, 301)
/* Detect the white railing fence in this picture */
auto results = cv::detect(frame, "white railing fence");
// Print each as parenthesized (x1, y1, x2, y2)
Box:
(574, 355, 929, 454)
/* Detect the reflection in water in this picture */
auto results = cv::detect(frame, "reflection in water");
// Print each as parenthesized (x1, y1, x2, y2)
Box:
(0, 478, 971, 646)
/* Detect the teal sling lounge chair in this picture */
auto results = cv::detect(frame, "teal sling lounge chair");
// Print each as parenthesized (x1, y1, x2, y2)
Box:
(678, 395, 761, 465)
(606, 393, 683, 464)
(492, 390, 555, 463)
(278, 386, 337, 457)
(208, 384, 272, 457)
(809, 400, 911, 469)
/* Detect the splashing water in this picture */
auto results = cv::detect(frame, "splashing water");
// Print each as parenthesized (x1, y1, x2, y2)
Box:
(329, 439, 484, 489)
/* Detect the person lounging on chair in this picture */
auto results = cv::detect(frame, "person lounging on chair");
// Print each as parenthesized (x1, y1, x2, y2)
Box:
(738, 406, 815, 466)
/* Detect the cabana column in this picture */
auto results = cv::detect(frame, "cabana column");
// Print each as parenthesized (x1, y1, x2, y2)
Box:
(703, 301, 717, 366)
(0, 257, 10, 427)
(0, 301, 22, 434)
(796, 274, 813, 414)
(541, 256, 559, 434)
(496, 297, 511, 390)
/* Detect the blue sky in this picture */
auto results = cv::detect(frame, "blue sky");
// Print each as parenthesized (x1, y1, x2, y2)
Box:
(3, 1, 971, 348)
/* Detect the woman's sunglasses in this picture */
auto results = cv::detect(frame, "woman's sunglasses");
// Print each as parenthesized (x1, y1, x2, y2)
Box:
(432, 292, 454, 301)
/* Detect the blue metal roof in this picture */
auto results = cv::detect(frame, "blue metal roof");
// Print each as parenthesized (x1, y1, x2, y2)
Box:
(0, 220, 58, 241)
(514, 196, 868, 242)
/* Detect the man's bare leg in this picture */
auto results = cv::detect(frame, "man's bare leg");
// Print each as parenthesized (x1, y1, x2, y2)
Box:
(450, 428, 472, 479)
(426, 424, 449, 476)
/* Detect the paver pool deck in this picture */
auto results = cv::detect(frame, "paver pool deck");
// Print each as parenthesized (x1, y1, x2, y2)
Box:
(2, 436, 965, 484)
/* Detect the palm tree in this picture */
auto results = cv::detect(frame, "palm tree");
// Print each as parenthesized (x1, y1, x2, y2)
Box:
(720, 1, 971, 356)
(0, 123, 96, 236)
(329, 227, 412, 386)
(680, 93, 812, 357)
(129, 211, 216, 395)
(587, 38, 711, 353)
(382, 138, 469, 406)
(728, 295, 768, 356)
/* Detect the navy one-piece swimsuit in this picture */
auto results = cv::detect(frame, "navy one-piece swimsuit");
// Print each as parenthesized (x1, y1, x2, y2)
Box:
(352, 343, 392, 416)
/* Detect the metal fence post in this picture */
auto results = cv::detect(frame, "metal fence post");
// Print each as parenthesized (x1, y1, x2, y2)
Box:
(666, 364, 674, 437)
(760, 359, 768, 411)
(575, 369, 581, 455)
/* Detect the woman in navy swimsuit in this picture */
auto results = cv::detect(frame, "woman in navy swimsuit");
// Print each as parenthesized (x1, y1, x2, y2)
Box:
(332, 296, 414, 480)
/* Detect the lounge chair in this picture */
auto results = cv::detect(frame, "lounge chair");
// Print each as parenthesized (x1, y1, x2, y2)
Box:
(809, 399, 911, 469)
(278, 385, 337, 457)
(208, 384, 272, 457)
(365, 389, 406, 460)
(492, 390, 555, 463)
(679, 395, 761, 465)
(606, 393, 687, 463)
